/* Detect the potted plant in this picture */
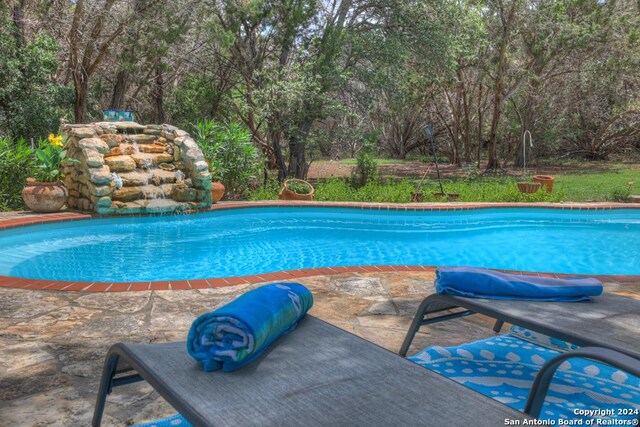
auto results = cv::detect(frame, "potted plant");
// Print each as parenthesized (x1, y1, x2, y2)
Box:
(210, 171, 226, 203)
(279, 178, 314, 201)
(22, 134, 78, 213)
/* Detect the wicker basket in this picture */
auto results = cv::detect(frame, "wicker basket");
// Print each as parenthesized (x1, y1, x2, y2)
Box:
(517, 182, 541, 193)
(279, 179, 314, 201)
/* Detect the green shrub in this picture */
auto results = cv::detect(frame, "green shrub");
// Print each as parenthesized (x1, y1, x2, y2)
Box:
(193, 119, 262, 195)
(310, 178, 416, 203)
(443, 178, 564, 202)
(313, 179, 356, 201)
(351, 152, 378, 188)
(248, 176, 565, 204)
(608, 185, 632, 202)
(286, 179, 312, 195)
(0, 33, 73, 140)
(248, 178, 280, 200)
(0, 137, 36, 210)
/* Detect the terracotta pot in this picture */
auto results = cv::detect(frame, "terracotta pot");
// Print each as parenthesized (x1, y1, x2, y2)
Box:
(411, 192, 423, 202)
(517, 182, 541, 194)
(279, 179, 314, 201)
(211, 181, 225, 203)
(22, 180, 68, 213)
(532, 175, 554, 193)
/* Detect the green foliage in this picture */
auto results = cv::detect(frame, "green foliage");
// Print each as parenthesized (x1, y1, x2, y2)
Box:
(249, 176, 566, 203)
(351, 152, 379, 188)
(0, 31, 73, 140)
(247, 178, 280, 201)
(0, 137, 35, 210)
(313, 179, 415, 203)
(285, 179, 312, 195)
(551, 166, 639, 201)
(193, 119, 261, 194)
(608, 186, 632, 202)
(170, 75, 228, 129)
(442, 178, 563, 203)
(32, 136, 78, 183)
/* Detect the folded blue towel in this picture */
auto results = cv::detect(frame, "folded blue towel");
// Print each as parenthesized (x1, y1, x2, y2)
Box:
(187, 282, 313, 372)
(435, 267, 603, 302)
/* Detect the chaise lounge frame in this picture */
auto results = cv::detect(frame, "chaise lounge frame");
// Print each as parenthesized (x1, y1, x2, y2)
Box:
(92, 316, 527, 427)
(399, 292, 640, 419)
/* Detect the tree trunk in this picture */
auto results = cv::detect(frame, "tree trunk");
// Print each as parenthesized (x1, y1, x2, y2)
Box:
(288, 119, 313, 178)
(73, 69, 89, 123)
(476, 80, 485, 167)
(486, 80, 504, 170)
(11, 0, 27, 48)
(486, 0, 517, 171)
(110, 70, 129, 110)
(461, 83, 472, 163)
(270, 130, 287, 181)
(151, 64, 165, 123)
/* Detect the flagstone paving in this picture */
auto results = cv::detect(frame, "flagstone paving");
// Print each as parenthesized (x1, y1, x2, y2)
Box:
(0, 272, 638, 426)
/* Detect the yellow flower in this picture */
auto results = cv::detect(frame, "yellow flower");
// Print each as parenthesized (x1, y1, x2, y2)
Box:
(49, 133, 63, 147)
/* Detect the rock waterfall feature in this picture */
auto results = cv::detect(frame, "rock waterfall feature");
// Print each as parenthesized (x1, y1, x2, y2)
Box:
(61, 122, 213, 214)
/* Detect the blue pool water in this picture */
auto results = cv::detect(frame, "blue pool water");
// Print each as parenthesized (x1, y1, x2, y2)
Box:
(0, 207, 639, 282)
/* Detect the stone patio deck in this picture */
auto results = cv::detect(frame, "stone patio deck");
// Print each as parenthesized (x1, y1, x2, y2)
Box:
(1, 272, 639, 426)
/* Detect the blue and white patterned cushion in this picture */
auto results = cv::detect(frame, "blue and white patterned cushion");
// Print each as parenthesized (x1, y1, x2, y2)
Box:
(409, 333, 640, 424)
(133, 414, 191, 427)
(509, 325, 580, 352)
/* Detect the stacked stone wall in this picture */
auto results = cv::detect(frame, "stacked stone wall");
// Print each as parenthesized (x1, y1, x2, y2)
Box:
(62, 122, 213, 214)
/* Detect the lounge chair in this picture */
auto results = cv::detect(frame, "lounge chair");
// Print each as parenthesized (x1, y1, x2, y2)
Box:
(400, 292, 640, 421)
(92, 316, 528, 426)
(400, 292, 640, 360)
(409, 326, 640, 423)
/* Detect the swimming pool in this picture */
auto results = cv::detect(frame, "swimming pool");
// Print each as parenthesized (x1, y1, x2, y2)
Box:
(0, 207, 639, 282)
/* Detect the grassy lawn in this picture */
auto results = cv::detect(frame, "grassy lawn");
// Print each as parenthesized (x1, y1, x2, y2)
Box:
(553, 168, 638, 201)
(251, 164, 639, 203)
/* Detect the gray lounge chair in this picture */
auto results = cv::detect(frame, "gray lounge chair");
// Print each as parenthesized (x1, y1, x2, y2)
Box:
(400, 292, 640, 420)
(399, 292, 640, 360)
(93, 316, 528, 426)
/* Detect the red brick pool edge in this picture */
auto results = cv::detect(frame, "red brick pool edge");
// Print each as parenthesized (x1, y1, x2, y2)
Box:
(1, 201, 639, 291)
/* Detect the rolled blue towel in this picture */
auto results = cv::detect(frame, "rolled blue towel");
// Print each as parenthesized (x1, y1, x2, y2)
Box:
(435, 267, 603, 302)
(187, 282, 313, 372)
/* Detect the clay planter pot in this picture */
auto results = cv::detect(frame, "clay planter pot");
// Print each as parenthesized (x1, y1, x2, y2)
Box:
(211, 181, 225, 203)
(22, 179, 68, 213)
(410, 192, 423, 202)
(279, 179, 314, 201)
(517, 182, 541, 194)
(433, 192, 460, 201)
(532, 175, 554, 193)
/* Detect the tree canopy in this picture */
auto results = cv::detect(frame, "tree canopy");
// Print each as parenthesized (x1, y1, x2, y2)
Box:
(1, 0, 639, 177)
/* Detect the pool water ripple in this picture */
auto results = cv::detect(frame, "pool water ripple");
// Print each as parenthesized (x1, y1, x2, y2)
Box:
(0, 207, 638, 282)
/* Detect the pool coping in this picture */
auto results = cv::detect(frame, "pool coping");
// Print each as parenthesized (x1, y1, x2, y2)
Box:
(1, 201, 639, 291)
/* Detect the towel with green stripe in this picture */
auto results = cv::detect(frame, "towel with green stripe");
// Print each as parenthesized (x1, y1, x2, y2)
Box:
(187, 283, 313, 372)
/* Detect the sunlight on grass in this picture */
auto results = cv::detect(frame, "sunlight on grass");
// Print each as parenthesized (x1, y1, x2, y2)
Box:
(249, 165, 640, 203)
(553, 168, 638, 201)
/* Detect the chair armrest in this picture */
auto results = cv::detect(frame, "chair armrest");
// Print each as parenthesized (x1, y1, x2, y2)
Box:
(524, 347, 640, 419)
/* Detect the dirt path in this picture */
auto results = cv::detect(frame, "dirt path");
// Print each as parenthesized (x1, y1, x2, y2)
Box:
(307, 160, 637, 180)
